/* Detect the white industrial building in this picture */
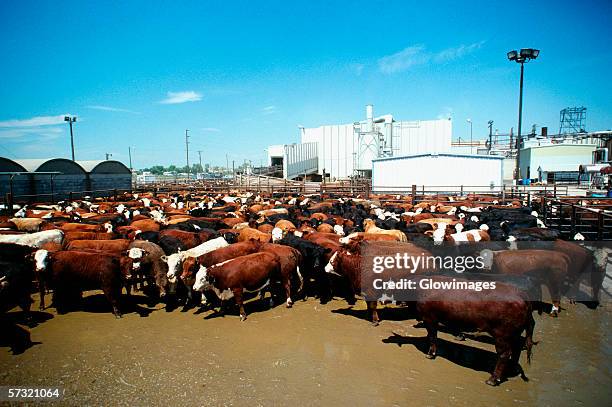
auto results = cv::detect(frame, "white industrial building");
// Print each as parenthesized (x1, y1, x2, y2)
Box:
(518, 142, 598, 183)
(268, 105, 452, 180)
(371, 153, 504, 193)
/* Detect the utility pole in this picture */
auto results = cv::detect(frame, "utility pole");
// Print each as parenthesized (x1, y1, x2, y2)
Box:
(128, 147, 133, 171)
(488, 120, 494, 153)
(197, 150, 203, 174)
(466, 119, 473, 154)
(185, 129, 190, 179)
(226, 154, 229, 175)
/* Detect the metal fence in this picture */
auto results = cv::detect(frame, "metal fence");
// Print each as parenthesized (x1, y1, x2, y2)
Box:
(541, 197, 612, 240)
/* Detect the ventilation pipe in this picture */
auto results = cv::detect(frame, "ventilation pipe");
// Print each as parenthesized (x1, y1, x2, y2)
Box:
(366, 104, 373, 132)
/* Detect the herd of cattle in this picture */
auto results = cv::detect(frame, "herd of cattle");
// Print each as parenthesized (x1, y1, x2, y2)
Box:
(0, 191, 608, 386)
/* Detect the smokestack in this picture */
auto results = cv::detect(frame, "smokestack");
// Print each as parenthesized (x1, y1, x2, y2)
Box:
(541, 127, 548, 137)
(366, 104, 373, 132)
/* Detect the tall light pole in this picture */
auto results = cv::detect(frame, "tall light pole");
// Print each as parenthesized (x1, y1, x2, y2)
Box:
(466, 119, 473, 154)
(197, 150, 203, 174)
(128, 147, 133, 171)
(64, 115, 77, 161)
(185, 129, 190, 179)
(507, 48, 540, 181)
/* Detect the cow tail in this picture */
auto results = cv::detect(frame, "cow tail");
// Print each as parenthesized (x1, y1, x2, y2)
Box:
(296, 266, 304, 293)
(525, 313, 535, 364)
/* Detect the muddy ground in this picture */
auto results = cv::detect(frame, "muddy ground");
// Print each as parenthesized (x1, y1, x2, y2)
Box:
(1, 291, 610, 406)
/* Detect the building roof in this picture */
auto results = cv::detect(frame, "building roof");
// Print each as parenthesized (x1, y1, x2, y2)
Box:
(0, 157, 131, 174)
(372, 153, 505, 163)
(77, 160, 131, 173)
(522, 143, 597, 150)
(11, 158, 86, 174)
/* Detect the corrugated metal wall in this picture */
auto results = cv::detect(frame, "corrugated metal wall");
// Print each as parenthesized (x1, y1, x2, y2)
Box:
(519, 144, 597, 179)
(393, 120, 452, 156)
(283, 142, 318, 180)
(372, 154, 504, 192)
(302, 119, 452, 180)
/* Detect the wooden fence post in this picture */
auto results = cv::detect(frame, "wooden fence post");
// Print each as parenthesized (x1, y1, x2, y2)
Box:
(6, 193, 14, 215)
(411, 185, 416, 205)
(597, 212, 604, 240)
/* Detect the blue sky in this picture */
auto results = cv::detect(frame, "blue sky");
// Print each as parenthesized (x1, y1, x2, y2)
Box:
(1, 0, 610, 169)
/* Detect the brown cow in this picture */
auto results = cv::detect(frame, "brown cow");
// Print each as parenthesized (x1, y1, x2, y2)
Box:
(487, 249, 571, 316)
(363, 219, 407, 242)
(60, 222, 110, 233)
(274, 219, 297, 233)
(66, 239, 131, 252)
(260, 243, 303, 305)
(325, 241, 435, 324)
(34, 250, 132, 317)
(415, 275, 535, 386)
(180, 240, 263, 286)
(257, 224, 275, 234)
(159, 229, 210, 250)
(127, 241, 168, 297)
(130, 219, 161, 232)
(237, 227, 271, 243)
(339, 232, 397, 245)
(192, 251, 282, 320)
(64, 231, 118, 243)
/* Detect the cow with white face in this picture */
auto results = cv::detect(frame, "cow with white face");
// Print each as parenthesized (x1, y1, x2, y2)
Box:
(165, 237, 229, 282)
(34, 249, 49, 273)
(271, 227, 284, 243)
(127, 247, 147, 272)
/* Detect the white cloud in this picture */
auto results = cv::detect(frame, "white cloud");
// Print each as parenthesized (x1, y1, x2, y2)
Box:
(87, 105, 140, 114)
(159, 91, 202, 104)
(0, 114, 71, 128)
(262, 105, 277, 115)
(350, 63, 365, 76)
(434, 41, 486, 63)
(201, 127, 221, 132)
(0, 126, 63, 140)
(378, 41, 485, 74)
(437, 107, 454, 120)
(378, 45, 429, 74)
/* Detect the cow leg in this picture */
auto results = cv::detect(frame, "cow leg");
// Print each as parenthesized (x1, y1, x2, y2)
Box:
(283, 276, 293, 308)
(317, 273, 331, 303)
(424, 320, 438, 359)
(546, 277, 562, 317)
(102, 286, 122, 319)
(589, 265, 604, 307)
(38, 278, 46, 311)
(233, 288, 247, 321)
(367, 301, 379, 326)
(510, 334, 529, 382)
(19, 294, 34, 327)
(487, 337, 512, 386)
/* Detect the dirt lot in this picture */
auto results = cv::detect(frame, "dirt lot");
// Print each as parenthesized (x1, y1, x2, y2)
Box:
(1, 292, 611, 406)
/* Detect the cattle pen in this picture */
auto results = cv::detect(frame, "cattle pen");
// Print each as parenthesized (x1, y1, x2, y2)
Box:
(1, 183, 611, 406)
